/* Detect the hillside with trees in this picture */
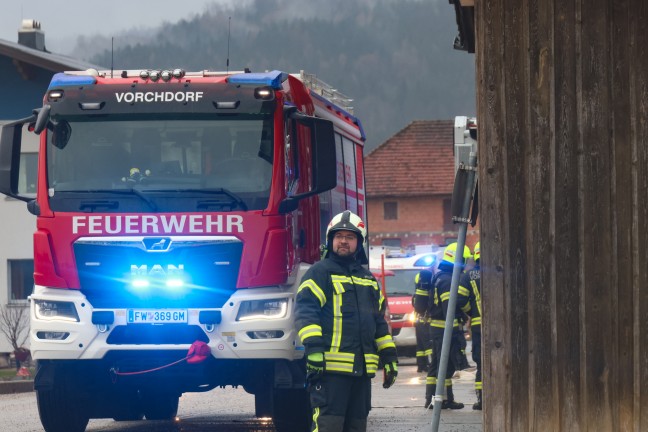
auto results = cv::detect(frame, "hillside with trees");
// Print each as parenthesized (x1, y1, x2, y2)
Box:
(79, 0, 475, 151)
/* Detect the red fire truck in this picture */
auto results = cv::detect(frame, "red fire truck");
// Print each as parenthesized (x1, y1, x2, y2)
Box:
(0, 68, 367, 432)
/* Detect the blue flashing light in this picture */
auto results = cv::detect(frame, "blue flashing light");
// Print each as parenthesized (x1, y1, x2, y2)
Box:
(228, 70, 287, 90)
(131, 279, 150, 289)
(414, 254, 437, 267)
(165, 279, 185, 289)
(310, 92, 367, 141)
(49, 73, 96, 89)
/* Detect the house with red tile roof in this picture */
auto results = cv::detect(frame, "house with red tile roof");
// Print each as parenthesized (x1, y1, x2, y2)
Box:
(365, 120, 479, 250)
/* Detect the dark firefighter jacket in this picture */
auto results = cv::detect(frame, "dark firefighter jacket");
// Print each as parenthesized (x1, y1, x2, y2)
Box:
(295, 253, 397, 377)
(461, 264, 482, 328)
(412, 262, 471, 330)
(413, 269, 434, 316)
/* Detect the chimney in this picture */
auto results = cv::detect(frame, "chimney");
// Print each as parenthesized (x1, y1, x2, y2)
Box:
(18, 19, 46, 51)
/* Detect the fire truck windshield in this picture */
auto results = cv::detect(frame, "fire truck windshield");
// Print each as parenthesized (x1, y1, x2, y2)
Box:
(46, 116, 274, 212)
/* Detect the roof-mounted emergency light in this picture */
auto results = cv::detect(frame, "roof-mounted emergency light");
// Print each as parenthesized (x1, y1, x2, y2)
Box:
(228, 70, 286, 90)
(49, 73, 96, 89)
(47, 90, 64, 102)
(254, 86, 275, 101)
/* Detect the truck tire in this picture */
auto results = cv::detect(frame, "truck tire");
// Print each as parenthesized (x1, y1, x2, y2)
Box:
(142, 392, 179, 420)
(254, 386, 273, 417)
(36, 382, 89, 432)
(112, 392, 144, 421)
(272, 388, 311, 432)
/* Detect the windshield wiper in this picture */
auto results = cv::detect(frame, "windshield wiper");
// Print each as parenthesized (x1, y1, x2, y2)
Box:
(64, 189, 158, 212)
(170, 188, 248, 211)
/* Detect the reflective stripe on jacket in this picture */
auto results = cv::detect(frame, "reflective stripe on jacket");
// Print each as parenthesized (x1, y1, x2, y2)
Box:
(295, 254, 397, 377)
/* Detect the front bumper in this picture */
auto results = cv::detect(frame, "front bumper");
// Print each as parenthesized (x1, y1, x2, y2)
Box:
(29, 285, 304, 362)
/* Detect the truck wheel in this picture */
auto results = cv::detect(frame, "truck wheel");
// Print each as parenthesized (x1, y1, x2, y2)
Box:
(112, 392, 144, 421)
(272, 388, 311, 432)
(36, 383, 89, 432)
(254, 385, 273, 417)
(142, 393, 179, 420)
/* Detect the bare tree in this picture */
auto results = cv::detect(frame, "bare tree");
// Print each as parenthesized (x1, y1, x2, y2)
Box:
(0, 304, 29, 351)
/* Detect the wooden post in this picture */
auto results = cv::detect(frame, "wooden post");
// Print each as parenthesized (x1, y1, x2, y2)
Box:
(475, 0, 648, 430)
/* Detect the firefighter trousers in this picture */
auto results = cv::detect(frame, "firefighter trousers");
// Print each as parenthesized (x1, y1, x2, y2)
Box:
(426, 327, 460, 399)
(415, 320, 432, 370)
(308, 373, 371, 432)
(472, 326, 482, 390)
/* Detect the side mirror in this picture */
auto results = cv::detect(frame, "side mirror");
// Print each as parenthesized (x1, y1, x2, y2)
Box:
(33, 105, 51, 134)
(0, 114, 38, 202)
(279, 113, 337, 213)
(52, 120, 72, 149)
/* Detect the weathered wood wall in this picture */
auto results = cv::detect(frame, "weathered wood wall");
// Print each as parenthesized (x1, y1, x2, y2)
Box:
(475, 0, 648, 430)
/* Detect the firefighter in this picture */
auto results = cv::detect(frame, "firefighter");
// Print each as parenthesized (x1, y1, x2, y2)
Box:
(295, 210, 398, 432)
(462, 241, 482, 410)
(415, 242, 472, 409)
(413, 270, 433, 373)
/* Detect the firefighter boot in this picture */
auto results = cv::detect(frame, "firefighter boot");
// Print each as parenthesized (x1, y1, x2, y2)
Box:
(473, 389, 482, 410)
(424, 384, 434, 408)
(416, 355, 428, 373)
(441, 386, 465, 410)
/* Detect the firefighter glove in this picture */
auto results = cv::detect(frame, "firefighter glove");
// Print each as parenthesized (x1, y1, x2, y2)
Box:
(306, 352, 324, 384)
(382, 361, 398, 389)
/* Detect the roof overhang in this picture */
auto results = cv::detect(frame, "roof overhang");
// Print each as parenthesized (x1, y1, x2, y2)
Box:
(0, 38, 101, 72)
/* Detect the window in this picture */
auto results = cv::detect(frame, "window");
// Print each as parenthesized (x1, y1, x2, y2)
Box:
(384, 201, 398, 220)
(9, 260, 34, 302)
(18, 153, 38, 195)
(382, 238, 402, 247)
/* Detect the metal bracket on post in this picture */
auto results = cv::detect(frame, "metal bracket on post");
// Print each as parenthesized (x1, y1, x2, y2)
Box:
(429, 151, 478, 431)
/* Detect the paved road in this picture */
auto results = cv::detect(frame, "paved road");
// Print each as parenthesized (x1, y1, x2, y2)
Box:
(0, 358, 482, 432)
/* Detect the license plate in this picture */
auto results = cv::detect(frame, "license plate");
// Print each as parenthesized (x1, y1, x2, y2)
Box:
(127, 309, 188, 324)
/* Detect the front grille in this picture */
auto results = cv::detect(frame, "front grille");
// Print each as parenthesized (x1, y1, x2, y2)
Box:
(74, 236, 242, 308)
(391, 327, 401, 336)
(106, 324, 208, 345)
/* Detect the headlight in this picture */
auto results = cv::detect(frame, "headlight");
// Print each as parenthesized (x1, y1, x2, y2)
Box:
(236, 299, 288, 321)
(34, 300, 80, 322)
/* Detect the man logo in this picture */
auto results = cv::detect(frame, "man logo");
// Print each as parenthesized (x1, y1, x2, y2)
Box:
(143, 237, 172, 252)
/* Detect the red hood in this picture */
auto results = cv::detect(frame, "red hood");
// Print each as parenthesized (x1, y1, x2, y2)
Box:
(387, 295, 413, 314)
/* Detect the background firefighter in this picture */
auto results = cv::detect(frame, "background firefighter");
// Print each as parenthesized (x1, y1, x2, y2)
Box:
(414, 242, 472, 409)
(462, 241, 482, 410)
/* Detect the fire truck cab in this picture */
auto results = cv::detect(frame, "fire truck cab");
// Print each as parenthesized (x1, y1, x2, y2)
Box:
(0, 68, 367, 432)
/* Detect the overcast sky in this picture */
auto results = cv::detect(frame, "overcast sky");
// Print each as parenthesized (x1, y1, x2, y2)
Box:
(0, 0, 232, 52)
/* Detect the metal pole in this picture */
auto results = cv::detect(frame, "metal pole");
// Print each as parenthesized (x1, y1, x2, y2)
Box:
(430, 152, 477, 431)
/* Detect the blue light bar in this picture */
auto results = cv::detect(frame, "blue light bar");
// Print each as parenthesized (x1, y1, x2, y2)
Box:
(131, 279, 150, 289)
(49, 73, 96, 89)
(228, 70, 287, 90)
(310, 92, 367, 141)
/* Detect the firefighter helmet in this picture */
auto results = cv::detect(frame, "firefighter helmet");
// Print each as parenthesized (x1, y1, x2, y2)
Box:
(325, 210, 368, 263)
(474, 242, 481, 261)
(326, 210, 366, 243)
(442, 242, 472, 265)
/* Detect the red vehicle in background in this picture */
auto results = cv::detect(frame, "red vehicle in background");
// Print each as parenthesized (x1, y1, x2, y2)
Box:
(369, 246, 441, 357)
